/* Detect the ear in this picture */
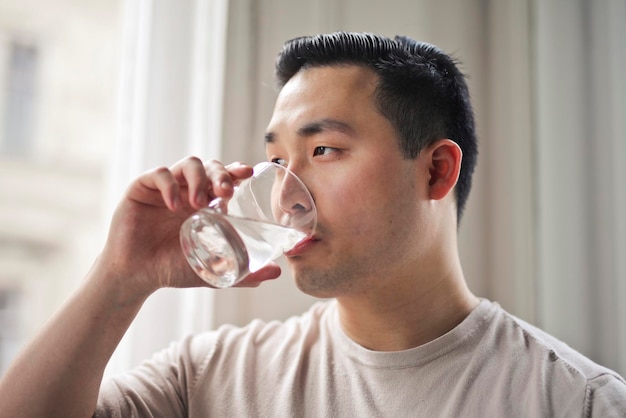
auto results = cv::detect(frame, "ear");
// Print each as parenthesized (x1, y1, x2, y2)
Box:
(427, 139, 462, 201)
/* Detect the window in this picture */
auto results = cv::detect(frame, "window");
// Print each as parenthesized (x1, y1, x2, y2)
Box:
(0, 1, 122, 375)
(0, 287, 21, 375)
(2, 41, 39, 156)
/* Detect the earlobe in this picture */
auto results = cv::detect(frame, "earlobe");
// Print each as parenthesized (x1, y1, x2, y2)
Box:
(427, 139, 462, 200)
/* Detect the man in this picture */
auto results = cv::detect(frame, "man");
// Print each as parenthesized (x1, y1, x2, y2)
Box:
(0, 32, 624, 417)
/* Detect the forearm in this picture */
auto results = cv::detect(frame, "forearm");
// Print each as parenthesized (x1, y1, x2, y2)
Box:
(0, 260, 150, 418)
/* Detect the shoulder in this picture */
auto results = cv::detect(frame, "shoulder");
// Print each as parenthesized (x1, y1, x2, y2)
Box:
(188, 299, 333, 364)
(493, 305, 622, 382)
(482, 301, 626, 415)
(96, 300, 333, 415)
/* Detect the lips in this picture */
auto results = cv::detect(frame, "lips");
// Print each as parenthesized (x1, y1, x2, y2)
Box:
(285, 236, 318, 257)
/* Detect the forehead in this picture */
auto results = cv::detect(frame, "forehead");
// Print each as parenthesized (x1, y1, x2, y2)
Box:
(267, 65, 381, 132)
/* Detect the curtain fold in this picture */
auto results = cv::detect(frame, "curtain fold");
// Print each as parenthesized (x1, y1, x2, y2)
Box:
(533, 0, 626, 375)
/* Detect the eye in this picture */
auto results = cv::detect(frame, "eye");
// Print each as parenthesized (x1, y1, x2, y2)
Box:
(271, 157, 287, 166)
(313, 146, 337, 157)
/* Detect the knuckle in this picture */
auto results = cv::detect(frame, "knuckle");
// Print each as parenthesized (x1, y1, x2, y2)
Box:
(185, 155, 203, 165)
(204, 161, 230, 181)
(171, 156, 203, 172)
(203, 159, 223, 169)
(153, 166, 171, 176)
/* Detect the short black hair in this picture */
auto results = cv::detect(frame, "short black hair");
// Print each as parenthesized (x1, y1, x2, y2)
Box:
(275, 32, 477, 223)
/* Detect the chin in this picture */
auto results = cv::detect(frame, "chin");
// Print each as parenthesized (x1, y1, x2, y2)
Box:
(291, 266, 353, 299)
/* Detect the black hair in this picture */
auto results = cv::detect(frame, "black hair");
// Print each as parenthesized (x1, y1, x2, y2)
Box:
(275, 32, 477, 223)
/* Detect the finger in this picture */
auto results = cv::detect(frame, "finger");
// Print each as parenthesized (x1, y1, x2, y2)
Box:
(234, 263, 281, 288)
(134, 166, 182, 211)
(170, 156, 210, 209)
(205, 161, 253, 199)
(225, 161, 254, 182)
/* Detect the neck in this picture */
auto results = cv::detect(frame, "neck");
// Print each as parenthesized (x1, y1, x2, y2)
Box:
(336, 260, 479, 352)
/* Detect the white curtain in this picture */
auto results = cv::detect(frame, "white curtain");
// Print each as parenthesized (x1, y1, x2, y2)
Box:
(105, 0, 229, 375)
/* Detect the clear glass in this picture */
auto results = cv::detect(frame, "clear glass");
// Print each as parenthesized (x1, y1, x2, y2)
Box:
(180, 162, 317, 288)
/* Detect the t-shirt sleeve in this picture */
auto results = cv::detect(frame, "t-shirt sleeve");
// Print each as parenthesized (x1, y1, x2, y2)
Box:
(94, 333, 215, 418)
(586, 373, 626, 418)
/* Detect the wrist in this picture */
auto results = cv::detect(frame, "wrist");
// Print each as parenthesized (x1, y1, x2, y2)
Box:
(87, 255, 157, 310)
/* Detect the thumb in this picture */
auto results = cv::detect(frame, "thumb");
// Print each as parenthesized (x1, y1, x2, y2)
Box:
(235, 263, 282, 287)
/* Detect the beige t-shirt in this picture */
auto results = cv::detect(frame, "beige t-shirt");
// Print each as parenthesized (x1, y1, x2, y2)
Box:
(96, 299, 626, 417)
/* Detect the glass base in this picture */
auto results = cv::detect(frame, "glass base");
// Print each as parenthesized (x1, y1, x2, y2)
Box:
(179, 209, 249, 288)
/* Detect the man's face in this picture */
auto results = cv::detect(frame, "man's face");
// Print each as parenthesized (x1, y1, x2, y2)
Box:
(265, 65, 430, 298)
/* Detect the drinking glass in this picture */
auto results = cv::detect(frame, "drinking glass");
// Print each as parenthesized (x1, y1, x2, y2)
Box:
(180, 162, 316, 288)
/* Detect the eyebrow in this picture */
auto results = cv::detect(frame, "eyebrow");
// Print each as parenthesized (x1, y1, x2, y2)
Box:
(264, 118, 355, 144)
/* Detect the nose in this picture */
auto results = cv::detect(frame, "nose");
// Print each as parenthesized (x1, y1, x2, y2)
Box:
(279, 172, 311, 210)
(272, 169, 316, 234)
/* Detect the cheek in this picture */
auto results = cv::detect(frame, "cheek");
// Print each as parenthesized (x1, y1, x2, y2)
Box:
(317, 175, 399, 234)
(309, 155, 420, 233)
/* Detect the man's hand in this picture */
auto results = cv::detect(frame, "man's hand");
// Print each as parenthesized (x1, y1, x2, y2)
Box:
(0, 157, 281, 418)
(97, 157, 281, 300)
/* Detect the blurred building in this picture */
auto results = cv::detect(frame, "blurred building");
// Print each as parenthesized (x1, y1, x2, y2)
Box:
(0, 0, 121, 374)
